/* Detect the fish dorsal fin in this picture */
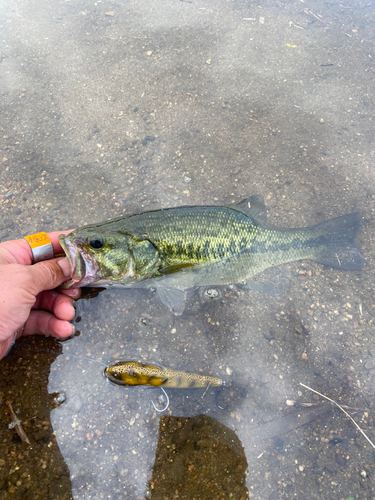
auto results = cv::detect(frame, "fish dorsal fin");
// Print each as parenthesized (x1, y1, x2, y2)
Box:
(229, 195, 267, 225)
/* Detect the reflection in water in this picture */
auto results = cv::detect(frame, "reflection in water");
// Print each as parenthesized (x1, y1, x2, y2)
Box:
(147, 414, 248, 500)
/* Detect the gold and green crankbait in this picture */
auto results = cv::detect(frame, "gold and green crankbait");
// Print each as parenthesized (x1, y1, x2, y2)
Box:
(104, 361, 224, 388)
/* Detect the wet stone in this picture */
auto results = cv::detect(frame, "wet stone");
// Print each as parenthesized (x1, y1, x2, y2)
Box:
(335, 454, 347, 466)
(365, 358, 375, 370)
(204, 288, 219, 299)
(325, 462, 336, 474)
(34, 429, 50, 443)
(268, 492, 279, 500)
(139, 316, 151, 326)
(347, 429, 360, 439)
(142, 135, 156, 145)
(53, 392, 66, 406)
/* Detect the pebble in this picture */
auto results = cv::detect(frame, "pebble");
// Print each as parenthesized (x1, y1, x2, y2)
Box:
(365, 358, 375, 370)
(325, 463, 336, 474)
(205, 288, 219, 299)
(335, 454, 347, 466)
(53, 392, 66, 406)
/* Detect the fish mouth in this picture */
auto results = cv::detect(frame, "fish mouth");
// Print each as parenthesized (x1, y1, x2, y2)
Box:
(58, 234, 100, 288)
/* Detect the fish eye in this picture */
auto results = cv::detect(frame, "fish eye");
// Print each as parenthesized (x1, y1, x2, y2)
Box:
(89, 236, 105, 250)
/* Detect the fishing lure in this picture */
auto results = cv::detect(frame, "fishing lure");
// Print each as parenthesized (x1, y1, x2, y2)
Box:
(104, 361, 225, 388)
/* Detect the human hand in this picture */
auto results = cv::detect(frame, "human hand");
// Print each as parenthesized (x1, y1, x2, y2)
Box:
(0, 231, 80, 360)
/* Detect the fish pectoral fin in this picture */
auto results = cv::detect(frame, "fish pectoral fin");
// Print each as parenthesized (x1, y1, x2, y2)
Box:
(160, 262, 197, 275)
(242, 267, 290, 296)
(228, 194, 268, 225)
(156, 286, 187, 315)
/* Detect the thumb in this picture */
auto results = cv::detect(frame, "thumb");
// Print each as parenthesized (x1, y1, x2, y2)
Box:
(28, 257, 72, 294)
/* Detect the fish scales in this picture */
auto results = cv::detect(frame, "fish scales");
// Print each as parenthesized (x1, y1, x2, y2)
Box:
(121, 206, 260, 266)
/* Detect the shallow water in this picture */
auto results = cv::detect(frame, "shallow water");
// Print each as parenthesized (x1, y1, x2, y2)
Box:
(1, 0, 375, 498)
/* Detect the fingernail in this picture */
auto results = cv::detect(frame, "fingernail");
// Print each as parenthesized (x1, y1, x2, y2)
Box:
(57, 258, 71, 277)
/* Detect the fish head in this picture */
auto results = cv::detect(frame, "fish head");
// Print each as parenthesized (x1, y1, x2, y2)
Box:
(59, 227, 161, 288)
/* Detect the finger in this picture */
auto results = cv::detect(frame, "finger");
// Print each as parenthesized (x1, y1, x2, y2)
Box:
(23, 310, 75, 339)
(60, 288, 81, 299)
(33, 290, 76, 321)
(0, 230, 75, 266)
(47, 230, 75, 255)
(0, 334, 18, 360)
(27, 258, 72, 295)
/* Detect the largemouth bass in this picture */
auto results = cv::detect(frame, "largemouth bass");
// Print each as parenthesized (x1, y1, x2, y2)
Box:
(105, 361, 224, 388)
(59, 195, 363, 313)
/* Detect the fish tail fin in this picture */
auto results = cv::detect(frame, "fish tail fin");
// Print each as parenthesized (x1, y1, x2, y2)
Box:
(311, 212, 364, 270)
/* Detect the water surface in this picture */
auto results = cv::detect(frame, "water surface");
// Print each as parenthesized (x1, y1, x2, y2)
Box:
(1, 0, 375, 499)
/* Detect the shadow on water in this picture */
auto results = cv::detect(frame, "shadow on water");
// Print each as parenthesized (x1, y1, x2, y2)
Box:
(1, 0, 375, 499)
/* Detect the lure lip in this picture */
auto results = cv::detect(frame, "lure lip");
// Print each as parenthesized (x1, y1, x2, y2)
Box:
(104, 365, 125, 386)
(104, 365, 142, 386)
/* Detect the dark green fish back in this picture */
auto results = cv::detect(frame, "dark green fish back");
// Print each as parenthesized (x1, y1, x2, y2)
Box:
(117, 206, 260, 267)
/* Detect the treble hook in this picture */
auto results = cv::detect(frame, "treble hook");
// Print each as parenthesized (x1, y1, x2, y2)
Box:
(151, 387, 170, 412)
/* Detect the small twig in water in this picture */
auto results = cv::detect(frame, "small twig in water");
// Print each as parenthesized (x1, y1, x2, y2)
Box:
(304, 8, 325, 23)
(8, 404, 31, 445)
(289, 21, 304, 29)
(299, 383, 375, 450)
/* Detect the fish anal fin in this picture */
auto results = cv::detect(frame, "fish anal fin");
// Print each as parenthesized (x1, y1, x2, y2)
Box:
(157, 286, 187, 315)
